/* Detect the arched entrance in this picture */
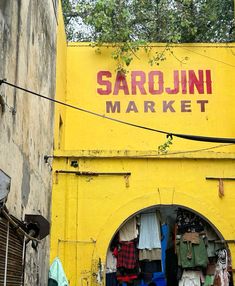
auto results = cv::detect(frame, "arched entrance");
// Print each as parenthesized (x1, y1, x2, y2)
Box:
(102, 205, 233, 286)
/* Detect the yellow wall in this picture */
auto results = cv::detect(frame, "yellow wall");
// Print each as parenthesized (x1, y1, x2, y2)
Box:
(51, 155, 235, 286)
(51, 4, 235, 286)
(64, 43, 235, 152)
(53, 0, 67, 151)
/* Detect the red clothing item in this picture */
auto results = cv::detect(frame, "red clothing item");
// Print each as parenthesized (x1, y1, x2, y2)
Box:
(117, 241, 138, 269)
(117, 275, 138, 282)
(112, 247, 118, 258)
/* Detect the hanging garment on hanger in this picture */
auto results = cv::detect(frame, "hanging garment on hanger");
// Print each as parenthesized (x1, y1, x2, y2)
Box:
(213, 249, 230, 286)
(119, 217, 138, 242)
(139, 248, 162, 261)
(176, 209, 204, 234)
(106, 249, 117, 273)
(177, 236, 208, 268)
(179, 270, 202, 286)
(116, 274, 138, 282)
(117, 241, 138, 269)
(182, 232, 200, 244)
(138, 213, 161, 250)
(139, 260, 162, 277)
(48, 257, 69, 286)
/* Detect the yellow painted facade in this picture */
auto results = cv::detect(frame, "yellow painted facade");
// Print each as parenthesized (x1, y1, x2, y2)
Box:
(51, 2, 235, 286)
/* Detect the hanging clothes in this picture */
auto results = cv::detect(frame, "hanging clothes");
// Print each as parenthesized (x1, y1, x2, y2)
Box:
(205, 225, 221, 258)
(213, 249, 230, 286)
(116, 274, 138, 282)
(179, 270, 202, 286)
(119, 217, 138, 242)
(204, 275, 214, 286)
(139, 260, 162, 281)
(106, 273, 118, 286)
(117, 241, 138, 269)
(106, 249, 117, 273)
(48, 280, 58, 286)
(48, 257, 69, 286)
(161, 223, 168, 273)
(139, 249, 162, 261)
(176, 209, 204, 234)
(177, 236, 208, 269)
(165, 247, 178, 286)
(138, 213, 161, 250)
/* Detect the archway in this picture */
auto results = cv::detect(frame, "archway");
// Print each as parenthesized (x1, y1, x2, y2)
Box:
(104, 205, 233, 286)
(94, 189, 235, 257)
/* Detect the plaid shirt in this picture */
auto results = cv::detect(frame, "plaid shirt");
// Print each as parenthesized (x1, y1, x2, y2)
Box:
(117, 241, 137, 269)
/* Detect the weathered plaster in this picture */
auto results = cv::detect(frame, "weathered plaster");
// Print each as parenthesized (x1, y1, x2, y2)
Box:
(0, 0, 57, 284)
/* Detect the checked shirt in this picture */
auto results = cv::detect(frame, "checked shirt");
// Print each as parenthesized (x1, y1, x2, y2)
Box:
(117, 241, 138, 269)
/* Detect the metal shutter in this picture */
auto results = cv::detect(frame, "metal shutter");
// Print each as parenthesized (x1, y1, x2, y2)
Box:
(0, 216, 24, 286)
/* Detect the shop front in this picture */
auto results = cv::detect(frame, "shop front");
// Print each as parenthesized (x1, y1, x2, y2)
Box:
(105, 204, 232, 286)
(51, 153, 235, 286)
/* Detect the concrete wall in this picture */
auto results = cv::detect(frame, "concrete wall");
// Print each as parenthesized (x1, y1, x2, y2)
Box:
(0, 0, 57, 285)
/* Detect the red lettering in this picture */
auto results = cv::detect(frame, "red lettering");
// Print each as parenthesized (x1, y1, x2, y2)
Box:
(148, 71, 163, 95)
(113, 72, 129, 95)
(165, 71, 179, 94)
(98, 69, 212, 96)
(97, 71, 112, 95)
(189, 70, 204, 94)
(181, 70, 187, 94)
(205, 70, 212, 94)
(131, 71, 147, 95)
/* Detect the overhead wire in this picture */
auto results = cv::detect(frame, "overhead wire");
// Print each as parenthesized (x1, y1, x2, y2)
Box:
(142, 143, 235, 157)
(180, 47, 235, 68)
(1, 79, 235, 144)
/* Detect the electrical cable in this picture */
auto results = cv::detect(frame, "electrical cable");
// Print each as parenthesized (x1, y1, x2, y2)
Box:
(1, 208, 41, 243)
(1, 79, 235, 144)
(181, 47, 235, 68)
(142, 143, 235, 157)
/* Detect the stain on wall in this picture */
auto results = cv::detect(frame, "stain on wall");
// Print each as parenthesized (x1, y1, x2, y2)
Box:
(21, 153, 30, 207)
